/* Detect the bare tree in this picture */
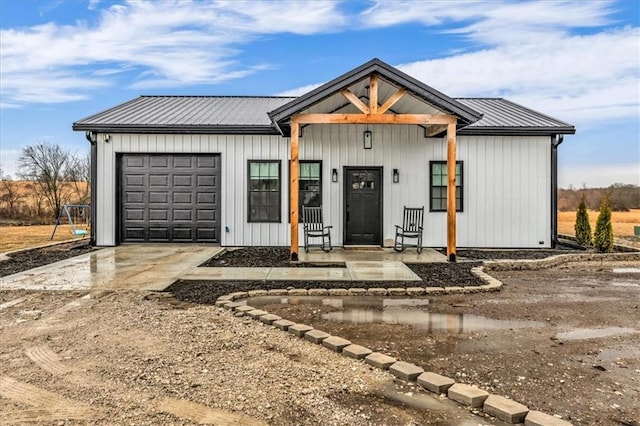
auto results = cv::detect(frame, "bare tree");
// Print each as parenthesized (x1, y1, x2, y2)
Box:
(0, 177, 25, 219)
(18, 142, 75, 219)
(66, 153, 91, 204)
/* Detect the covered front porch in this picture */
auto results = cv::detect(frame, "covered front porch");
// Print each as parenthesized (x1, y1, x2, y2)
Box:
(268, 59, 483, 262)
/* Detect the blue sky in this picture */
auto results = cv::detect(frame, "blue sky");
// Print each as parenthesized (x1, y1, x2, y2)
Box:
(1, 0, 638, 188)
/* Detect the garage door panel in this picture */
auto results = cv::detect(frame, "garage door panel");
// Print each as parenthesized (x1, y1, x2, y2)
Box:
(150, 156, 169, 168)
(173, 175, 193, 187)
(196, 192, 216, 205)
(197, 228, 216, 240)
(125, 192, 145, 203)
(149, 174, 169, 186)
(173, 192, 192, 204)
(197, 156, 216, 168)
(125, 228, 145, 241)
(149, 191, 168, 204)
(172, 228, 193, 241)
(149, 228, 170, 241)
(149, 209, 168, 221)
(126, 209, 145, 221)
(126, 175, 145, 186)
(121, 154, 220, 243)
(126, 156, 145, 168)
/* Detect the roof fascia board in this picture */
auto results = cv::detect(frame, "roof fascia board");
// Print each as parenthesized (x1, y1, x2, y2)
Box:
(458, 126, 576, 136)
(71, 124, 281, 135)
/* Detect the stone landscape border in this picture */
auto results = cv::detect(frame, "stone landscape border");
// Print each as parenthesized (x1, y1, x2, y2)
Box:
(210, 252, 640, 425)
(211, 263, 579, 425)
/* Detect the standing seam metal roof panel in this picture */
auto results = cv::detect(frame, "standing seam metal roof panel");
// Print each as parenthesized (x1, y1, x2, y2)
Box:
(72, 95, 574, 135)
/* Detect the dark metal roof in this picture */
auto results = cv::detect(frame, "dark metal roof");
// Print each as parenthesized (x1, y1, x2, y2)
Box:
(73, 70, 574, 137)
(73, 96, 295, 134)
(268, 58, 483, 127)
(456, 98, 575, 135)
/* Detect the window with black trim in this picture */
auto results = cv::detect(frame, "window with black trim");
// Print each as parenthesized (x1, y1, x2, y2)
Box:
(430, 161, 463, 212)
(288, 161, 322, 222)
(248, 160, 281, 222)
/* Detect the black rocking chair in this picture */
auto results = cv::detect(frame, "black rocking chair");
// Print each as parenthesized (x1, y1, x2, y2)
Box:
(302, 206, 332, 253)
(394, 206, 424, 253)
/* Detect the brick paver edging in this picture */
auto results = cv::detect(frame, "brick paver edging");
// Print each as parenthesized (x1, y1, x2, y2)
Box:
(213, 268, 578, 424)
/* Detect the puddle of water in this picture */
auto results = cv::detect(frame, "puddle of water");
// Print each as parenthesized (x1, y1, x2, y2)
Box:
(245, 296, 543, 334)
(612, 268, 640, 274)
(555, 327, 638, 341)
(323, 309, 543, 333)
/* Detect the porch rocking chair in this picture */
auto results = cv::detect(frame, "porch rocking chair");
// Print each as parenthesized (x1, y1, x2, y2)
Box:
(394, 206, 424, 253)
(302, 206, 332, 253)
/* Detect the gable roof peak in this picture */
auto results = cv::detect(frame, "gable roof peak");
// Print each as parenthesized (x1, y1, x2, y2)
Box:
(268, 57, 483, 126)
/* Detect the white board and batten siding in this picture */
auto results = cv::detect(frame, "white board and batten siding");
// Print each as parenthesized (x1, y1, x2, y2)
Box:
(96, 127, 551, 248)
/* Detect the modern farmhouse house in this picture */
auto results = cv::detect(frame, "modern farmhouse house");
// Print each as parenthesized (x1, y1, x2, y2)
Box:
(73, 58, 575, 261)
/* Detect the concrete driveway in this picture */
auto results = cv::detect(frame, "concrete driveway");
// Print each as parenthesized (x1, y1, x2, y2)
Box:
(0, 244, 222, 291)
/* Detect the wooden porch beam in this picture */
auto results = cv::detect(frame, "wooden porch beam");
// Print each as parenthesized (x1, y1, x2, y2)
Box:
(425, 124, 448, 137)
(340, 89, 370, 114)
(369, 74, 379, 114)
(378, 88, 406, 114)
(446, 121, 457, 262)
(293, 113, 457, 125)
(290, 119, 300, 261)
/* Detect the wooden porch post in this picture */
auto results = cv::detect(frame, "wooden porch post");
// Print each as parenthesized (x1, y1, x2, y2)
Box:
(446, 121, 457, 262)
(290, 119, 300, 260)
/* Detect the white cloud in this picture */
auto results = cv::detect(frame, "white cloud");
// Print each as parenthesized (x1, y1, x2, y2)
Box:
(0, 0, 346, 107)
(559, 163, 640, 188)
(280, 1, 639, 127)
(276, 82, 324, 97)
(397, 27, 640, 126)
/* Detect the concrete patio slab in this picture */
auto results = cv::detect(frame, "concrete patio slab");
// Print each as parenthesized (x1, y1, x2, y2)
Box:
(299, 247, 446, 263)
(346, 261, 422, 281)
(180, 267, 270, 281)
(267, 267, 352, 281)
(0, 244, 222, 291)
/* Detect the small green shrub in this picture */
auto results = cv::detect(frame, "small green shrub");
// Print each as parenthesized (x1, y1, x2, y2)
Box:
(593, 195, 614, 253)
(574, 194, 592, 246)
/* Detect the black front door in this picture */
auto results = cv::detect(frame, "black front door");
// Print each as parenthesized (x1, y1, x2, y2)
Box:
(344, 167, 382, 245)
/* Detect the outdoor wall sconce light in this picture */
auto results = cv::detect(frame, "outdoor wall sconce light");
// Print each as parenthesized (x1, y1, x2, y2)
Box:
(103, 133, 111, 143)
(393, 168, 400, 183)
(363, 129, 373, 149)
(331, 168, 338, 183)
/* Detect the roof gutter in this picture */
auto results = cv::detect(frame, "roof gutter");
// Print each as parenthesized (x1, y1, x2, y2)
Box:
(551, 134, 565, 248)
(84, 131, 98, 246)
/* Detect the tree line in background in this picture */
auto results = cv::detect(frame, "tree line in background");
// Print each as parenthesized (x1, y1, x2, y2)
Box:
(559, 184, 640, 211)
(0, 142, 90, 223)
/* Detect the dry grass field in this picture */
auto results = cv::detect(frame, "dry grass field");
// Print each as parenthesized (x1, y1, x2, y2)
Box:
(558, 208, 639, 237)
(1, 209, 637, 253)
(0, 225, 86, 253)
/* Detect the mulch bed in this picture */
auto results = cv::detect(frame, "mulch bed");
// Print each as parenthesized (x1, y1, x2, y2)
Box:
(456, 248, 577, 260)
(171, 247, 485, 304)
(0, 242, 95, 277)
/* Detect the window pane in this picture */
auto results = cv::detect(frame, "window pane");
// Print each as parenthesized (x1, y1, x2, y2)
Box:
(309, 162, 320, 177)
(300, 162, 309, 177)
(250, 162, 260, 178)
(249, 161, 280, 222)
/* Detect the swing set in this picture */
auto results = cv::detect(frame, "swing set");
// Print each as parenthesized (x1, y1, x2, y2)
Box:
(50, 204, 91, 240)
